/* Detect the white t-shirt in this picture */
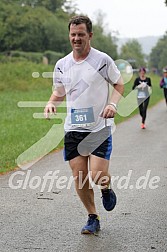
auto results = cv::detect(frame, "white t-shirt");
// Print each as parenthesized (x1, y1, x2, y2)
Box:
(53, 47, 120, 132)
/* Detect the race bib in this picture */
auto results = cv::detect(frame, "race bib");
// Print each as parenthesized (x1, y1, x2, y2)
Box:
(71, 107, 95, 127)
(138, 91, 146, 98)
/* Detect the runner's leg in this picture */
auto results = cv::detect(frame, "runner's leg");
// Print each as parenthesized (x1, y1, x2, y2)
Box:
(163, 88, 167, 106)
(137, 98, 144, 121)
(142, 97, 150, 123)
(89, 155, 110, 188)
(69, 155, 97, 215)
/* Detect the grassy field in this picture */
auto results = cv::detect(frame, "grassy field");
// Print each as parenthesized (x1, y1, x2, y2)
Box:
(0, 61, 163, 174)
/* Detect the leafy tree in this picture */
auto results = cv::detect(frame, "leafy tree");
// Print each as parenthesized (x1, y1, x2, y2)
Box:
(43, 12, 71, 54)
(0, 6, 53, 52)
(119, 39, 145, 69)
(7, 0, 66, 12)
(36, 0, 66, 12)
(0, 1, 29, 51)
(0, 2, 70, 52)
(92, 25, 118, 60)
(149, 32, 167, 73)
(91, 11, 118, 59)
(0, 0, 119, 60)
(63, 0, 78, 15)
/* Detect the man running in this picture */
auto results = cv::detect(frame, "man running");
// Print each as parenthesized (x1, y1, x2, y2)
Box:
(44, 15, 124, 234)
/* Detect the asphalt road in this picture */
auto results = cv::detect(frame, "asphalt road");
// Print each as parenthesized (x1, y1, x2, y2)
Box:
(0, 101, 167, 252)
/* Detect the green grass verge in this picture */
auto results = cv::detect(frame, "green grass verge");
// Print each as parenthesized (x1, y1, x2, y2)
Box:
(0, 62, 164, 174)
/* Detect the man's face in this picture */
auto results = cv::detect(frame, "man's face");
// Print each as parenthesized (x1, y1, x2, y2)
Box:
(69, 23, 93, 53)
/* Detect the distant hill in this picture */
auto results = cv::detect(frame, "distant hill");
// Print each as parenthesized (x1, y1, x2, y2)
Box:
(116, 36, 162, 55)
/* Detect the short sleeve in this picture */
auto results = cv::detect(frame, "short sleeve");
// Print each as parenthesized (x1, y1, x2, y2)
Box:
(106, 58, 121, 84)
(53, 63, 64, 88)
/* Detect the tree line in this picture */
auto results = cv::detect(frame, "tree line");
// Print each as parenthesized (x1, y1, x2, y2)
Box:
(0, 0, 117, 58)
(0, 0, 167, 72)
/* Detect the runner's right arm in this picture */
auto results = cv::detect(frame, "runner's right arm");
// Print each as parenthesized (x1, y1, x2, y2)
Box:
(44, 86, 66, 119)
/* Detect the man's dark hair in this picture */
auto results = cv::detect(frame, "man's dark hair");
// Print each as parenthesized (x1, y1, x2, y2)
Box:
(68, 15, 92, 33)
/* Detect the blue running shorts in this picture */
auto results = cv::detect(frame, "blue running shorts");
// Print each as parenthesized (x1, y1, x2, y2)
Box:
(63, 126, 112, 161)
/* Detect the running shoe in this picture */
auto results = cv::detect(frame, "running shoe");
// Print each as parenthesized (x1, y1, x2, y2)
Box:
(141, 123, 146, 129)
(101, 188, 117, 211)
(81, 214, 100, 234)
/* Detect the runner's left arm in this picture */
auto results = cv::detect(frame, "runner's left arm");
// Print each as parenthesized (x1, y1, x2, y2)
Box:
(102, 76, 124, 118)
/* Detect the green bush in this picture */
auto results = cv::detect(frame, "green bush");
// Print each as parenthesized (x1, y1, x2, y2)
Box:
(44, 50, 64, 65)
(10, 51, 43, 63)
(0, 50, 64, 65)
(0, 54, 27, 63)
